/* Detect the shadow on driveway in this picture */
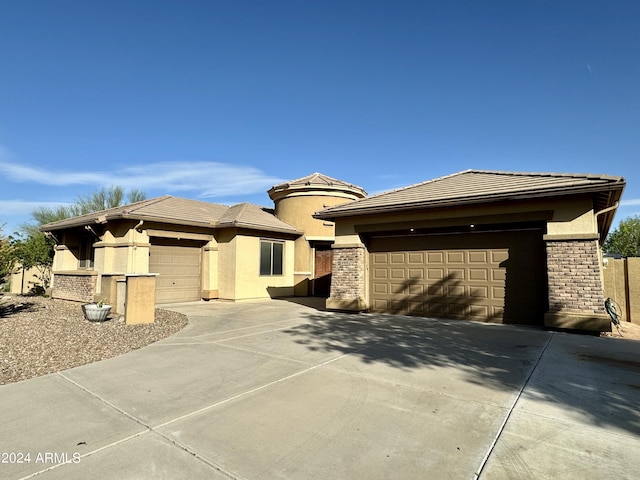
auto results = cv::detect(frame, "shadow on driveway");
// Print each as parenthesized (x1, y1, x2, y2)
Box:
(283, 308, 640, 438)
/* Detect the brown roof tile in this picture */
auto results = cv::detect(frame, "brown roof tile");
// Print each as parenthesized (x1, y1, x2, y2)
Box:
(218, 203, 300, 234)
(316, 170, 625, 218)
(40, 196, 298, 235)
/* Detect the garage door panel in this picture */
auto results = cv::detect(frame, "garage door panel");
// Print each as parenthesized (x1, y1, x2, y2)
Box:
(373, 282, 389, 294)
(428, 269, 444, 280)
(428, 284, 444, 296)
(492, 269, 506, 281)
(470, 286, 489, 298)
(492, 251, 509, 263)
(446, 284, 465, 297)
(447, 268, 465, 280)
(447, 251, 465, 263)
(408, 252, 424, 264)
(372, 253, 388, 264)
(469, 269, 488, 281)
(390, 253, 405, 264)
(408, 268, 424, 279)
(427, 252, 444, 263)
(469, 304, 490, 319)
(469, 251, 488, 263)
(408, 301, 426, 314)
(373, 268, 388, 280)
(390, 269, 406, 279)
(368, 230, 545, 325)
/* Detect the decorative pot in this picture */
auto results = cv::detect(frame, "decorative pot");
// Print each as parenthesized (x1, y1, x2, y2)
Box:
(82, 303, 112, 322)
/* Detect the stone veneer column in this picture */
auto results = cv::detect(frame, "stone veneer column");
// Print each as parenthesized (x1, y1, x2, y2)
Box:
(326, 245, 367, 312)
(544, 237, 609, 331)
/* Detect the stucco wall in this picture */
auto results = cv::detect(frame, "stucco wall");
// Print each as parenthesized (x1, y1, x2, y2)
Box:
(274, 192, 360, 295)
(332, 196, 598, 243)
(201, 240, 219, 299)
(9, 266, 44, 294)
(603, 257, 640, 324)
(232, 235, 295, 300)
(216, 231, 295, 301)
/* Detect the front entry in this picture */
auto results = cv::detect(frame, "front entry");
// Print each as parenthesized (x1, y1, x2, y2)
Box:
(313, 247, 333, 297)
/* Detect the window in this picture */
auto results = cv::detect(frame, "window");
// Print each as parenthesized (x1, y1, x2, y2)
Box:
(78, 236, 94, 269)
(260, 240, 284, 276)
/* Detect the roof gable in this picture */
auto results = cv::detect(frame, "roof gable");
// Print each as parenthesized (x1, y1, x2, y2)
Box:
(218, 203, 300, 234)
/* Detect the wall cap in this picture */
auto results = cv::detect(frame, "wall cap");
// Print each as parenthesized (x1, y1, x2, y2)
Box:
(332, 243, 365, 249)
(543, 234, 599, 242)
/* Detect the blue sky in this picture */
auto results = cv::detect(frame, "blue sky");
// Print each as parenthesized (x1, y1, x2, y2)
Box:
(1, 1, 638, 235)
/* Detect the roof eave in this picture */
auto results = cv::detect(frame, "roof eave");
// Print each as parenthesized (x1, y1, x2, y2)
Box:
(41, 212, 218, 232)
(315, 182, 626, 221)
(217, 220, 302, 236)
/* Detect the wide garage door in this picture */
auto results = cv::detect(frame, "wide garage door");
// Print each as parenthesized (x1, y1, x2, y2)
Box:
(149, 239, 202, 304)
(369, 229, 547, 325)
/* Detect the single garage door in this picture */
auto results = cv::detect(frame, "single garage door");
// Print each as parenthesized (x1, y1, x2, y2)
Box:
(149, 240, 202, 304)
(369, 229, 547, 325)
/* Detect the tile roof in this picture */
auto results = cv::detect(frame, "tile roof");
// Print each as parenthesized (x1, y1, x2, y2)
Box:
(218, 203, 301, 233)
(40, 196, 299, 235)
(268, 172, 367, 198)
(315, 170, 625, 218)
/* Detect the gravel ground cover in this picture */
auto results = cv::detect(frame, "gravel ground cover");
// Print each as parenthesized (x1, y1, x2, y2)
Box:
(0, 295, 188, 385)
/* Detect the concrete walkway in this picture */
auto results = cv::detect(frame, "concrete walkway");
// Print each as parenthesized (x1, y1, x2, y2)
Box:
(2, 299, 639, 479)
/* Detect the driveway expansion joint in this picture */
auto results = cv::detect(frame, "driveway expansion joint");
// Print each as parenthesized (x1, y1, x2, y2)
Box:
(473, 331, 555, 480)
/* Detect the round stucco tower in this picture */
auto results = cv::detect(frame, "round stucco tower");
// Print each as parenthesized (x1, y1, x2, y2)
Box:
(268, 173, 367, 296)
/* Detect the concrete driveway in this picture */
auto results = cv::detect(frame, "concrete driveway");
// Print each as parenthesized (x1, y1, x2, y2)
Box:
(2, 298, 639, 479)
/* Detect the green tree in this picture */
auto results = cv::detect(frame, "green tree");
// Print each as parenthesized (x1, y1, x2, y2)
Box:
(31, 186, 147, 226)
(11, 231, 55, 293)
(17, 186, 148, 292)
(604, 215, 640, 257)
(0, 224, 17, 290)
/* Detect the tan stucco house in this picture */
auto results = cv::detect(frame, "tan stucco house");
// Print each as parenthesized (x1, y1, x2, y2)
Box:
(43, 169, 625, 332)
(315, 170, 625, 331)
(41, 173, 366, 305)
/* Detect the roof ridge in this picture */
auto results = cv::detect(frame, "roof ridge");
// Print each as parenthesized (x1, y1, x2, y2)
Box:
(466, 169, 622, 180)
(325, 170, 468, 209)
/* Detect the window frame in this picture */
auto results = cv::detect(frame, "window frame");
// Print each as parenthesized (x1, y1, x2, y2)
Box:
(78, 235, 95, 270)
(259, 239, 284, 276)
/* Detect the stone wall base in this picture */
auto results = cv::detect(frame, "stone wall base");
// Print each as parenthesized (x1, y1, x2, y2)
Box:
(544, 312, 611, 332)
(326, 297, 367, 312)
(52, 271, 98, 303)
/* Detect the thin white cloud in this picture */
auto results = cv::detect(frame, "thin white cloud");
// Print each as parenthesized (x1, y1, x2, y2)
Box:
(620, 198, 640, 207)
(0, 160, 286, 198)
(0, 200, 71, 215)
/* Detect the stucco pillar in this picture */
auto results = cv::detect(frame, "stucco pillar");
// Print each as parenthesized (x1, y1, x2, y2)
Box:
(124, 274, 157, 324)
(543, 236, 609, 331)
(201, 244, 219, 300)
(326, 245, 367, 312)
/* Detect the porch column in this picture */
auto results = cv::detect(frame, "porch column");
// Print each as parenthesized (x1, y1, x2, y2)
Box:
(326, 244, 367, 312)
(544, 235, 609, 331)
